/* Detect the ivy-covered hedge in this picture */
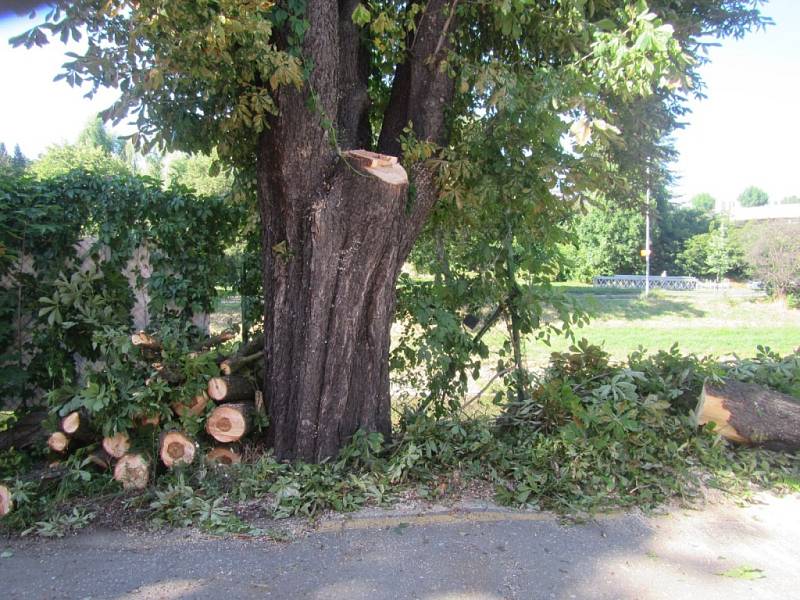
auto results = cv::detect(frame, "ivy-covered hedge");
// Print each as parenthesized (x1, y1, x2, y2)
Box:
(0, 169, 245, 409)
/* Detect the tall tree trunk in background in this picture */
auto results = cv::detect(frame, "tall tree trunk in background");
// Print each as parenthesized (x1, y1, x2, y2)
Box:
(258, 0, 455, 461)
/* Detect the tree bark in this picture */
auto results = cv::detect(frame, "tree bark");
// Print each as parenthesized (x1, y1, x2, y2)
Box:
(257, 0, 456, 461)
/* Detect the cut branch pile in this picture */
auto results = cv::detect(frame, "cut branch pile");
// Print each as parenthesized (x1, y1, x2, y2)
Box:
(32, 329, 266, 497)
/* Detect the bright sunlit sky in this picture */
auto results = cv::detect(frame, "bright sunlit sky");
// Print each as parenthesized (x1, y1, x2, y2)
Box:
(1, 1, 798, 206)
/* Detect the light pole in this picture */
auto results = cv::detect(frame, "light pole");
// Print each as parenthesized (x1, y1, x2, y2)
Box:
(644, 168, 651, 297)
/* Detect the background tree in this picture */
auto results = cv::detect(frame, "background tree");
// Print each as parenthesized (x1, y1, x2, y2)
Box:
(741, 221, 800, 297)
(562, 203, 645, 281)
(31, 117, 131, 178)
(16, 1, 769, 461)
(690, 192, 716, 212)
(738, 186, 769, 207)
(781, 195, 800, 204)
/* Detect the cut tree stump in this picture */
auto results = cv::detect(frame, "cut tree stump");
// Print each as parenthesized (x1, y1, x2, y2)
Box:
(47, 431, 70, 454)
(102, 432, 131, 459)
(113, 454, 149, 490)
(206, 446, 242, 466)
(61, 411, 92, 441)
(696, 379, 800, 451)
(171, 392, 209, 417)
(206, 403, 253, 443)
(207, 375, 255, 403)
(159, 431, 196, 467)
(0, 484, 11, 517)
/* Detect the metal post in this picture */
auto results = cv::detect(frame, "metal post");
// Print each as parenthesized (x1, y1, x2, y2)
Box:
(645, 169, 651, 298)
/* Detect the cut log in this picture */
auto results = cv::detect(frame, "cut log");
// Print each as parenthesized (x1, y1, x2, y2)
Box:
(113, 454, 150, 490)
(48, 431, 70, 454)
(61, 411, 92, 441)
(0, 484, 11, 517)
(102, 432, 131, 459)
(149, 363, 185, 386)
(236, 333, 264, 359)
(205, 403, 253, 443)
(207, 375, 255, 403)
(206, 446, 242, 466)
(87, 449, 113, 470)
(159, 431, 196, 467)
(131, 331, 161, 350)
(171, 392, 209, 418)
(194, 330, 237, 350)
(136, 413, 161, 427)
(696, 379, 800, 451)
(220, 351, 264, 375)
(0, 410, 48, 451)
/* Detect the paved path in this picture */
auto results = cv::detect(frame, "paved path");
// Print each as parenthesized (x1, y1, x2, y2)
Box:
(1, 493, 798, 599)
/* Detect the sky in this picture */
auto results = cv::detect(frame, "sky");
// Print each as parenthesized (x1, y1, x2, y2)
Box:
(0, 1, 798, 207)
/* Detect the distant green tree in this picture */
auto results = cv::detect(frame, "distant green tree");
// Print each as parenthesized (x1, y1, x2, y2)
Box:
(0, 143, 10, 171)
(32, 117, 130, 178)
(690, 193, 715, 212)
(76, 115, 124, 155)
(651, 200, 710, 275)
(11, 144, 29, 172)
(168, 152, 232, 197)
(781, 195, 800, 204)
(562, 203, 644, 281)
(706, 222, 734, 283)
(677, 221, 743, 280)
(738, 186, 768, 207)
(742, 221, 800, 297)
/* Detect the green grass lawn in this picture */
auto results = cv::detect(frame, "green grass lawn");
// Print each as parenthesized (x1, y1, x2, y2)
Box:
(515, 287, 800, 366)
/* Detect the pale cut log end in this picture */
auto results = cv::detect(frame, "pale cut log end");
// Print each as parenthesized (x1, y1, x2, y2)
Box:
(172, 392, 209, 417)
(61, 411, 81, 435)
(208, 377, 227, 401)
(102, 432, 131, 459)
(206, 446, 241, 466)
(159, 431, 196, 468)
(205, 404, 252, 443)
(0, 484, 12, 517)
(131, 331, 160, 349)
(344, 149, 407, 186)
(113, 454, 150, 490)
(48, 431, 69, 453)
(696, 382, 749, 443)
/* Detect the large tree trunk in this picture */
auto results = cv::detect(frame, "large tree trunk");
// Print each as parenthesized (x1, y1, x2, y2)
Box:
(258, 0, 456, 462)
(259, 153, 414, 461)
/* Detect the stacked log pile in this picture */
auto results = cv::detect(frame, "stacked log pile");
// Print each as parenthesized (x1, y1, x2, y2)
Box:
(1, 330, 266, 511)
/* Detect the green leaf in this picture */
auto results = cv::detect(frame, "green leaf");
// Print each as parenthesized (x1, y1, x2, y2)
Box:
(351, 4, 371, 27)
(718, 566, 765, 580)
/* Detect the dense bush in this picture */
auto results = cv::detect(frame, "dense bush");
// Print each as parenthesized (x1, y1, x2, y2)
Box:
(0, 169, 244, 409)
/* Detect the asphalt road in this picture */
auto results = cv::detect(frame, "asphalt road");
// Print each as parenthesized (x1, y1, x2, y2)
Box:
(1, 492, 798, 600)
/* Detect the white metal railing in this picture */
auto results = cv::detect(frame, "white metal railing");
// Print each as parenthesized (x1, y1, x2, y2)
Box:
(592, 275, 699, 290)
